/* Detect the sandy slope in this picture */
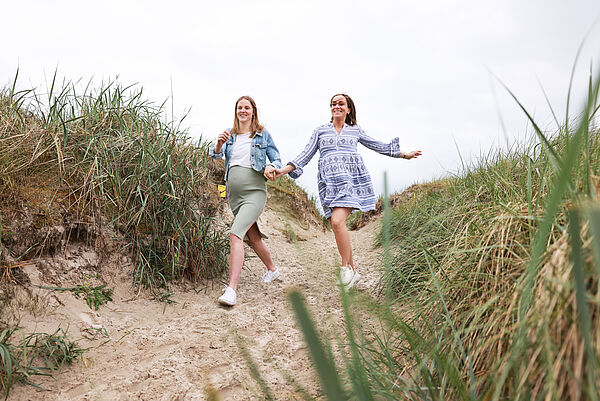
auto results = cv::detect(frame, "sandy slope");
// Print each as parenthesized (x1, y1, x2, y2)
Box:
(9, 206, 384, 401)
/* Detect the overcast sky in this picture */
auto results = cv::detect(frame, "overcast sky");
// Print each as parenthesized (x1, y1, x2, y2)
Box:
(2, 0, 600, 200)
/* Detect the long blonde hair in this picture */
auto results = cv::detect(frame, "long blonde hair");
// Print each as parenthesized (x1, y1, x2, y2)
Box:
(231, 95, 264, 137)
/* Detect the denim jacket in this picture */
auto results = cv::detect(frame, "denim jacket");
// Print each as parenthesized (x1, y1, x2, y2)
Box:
(209, 128, 282, 181)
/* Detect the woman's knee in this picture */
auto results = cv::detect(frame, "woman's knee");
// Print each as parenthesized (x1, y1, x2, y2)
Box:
(248, 236, 263, 249)
(246, 229, 262, 248)
(330, 215, 347, 231)
(230, 233, 243, 246)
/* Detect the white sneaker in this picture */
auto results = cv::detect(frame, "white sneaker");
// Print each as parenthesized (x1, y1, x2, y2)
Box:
(218, 286, 236, 306)
(345, 271, 361, 289)
(339, 265, 354, 286)
(262, 268, 280, 283)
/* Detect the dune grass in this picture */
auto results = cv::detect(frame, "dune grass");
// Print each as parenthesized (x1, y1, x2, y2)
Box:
(370, 70, 600, 400)
(267, 175, 329, 230)
(0, 71, 229, 289)
(273, 67, 600, 400)
(0, 72, 231, 397)
(0, 327, 84, 400)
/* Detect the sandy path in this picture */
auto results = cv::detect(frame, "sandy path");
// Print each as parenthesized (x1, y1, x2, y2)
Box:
(9, 208, 383, 401)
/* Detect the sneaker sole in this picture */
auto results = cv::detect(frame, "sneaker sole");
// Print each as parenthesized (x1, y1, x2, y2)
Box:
(218, 297, 236, 306)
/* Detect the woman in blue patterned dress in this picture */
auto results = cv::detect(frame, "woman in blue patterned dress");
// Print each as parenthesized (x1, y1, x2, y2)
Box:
(273, 94, 421, 288)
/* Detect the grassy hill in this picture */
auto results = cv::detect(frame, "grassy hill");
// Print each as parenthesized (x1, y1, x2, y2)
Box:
(283, 73, 600, 400)
(370, 84, 600, 399)
(0, 74, 322, 397)
(2, 69, 599, 400)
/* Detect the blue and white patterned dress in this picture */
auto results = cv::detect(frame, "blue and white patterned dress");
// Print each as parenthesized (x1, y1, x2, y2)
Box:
(288, 122, 403, 218)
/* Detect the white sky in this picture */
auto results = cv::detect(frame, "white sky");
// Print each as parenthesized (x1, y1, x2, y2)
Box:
(2, 0, 600, 200)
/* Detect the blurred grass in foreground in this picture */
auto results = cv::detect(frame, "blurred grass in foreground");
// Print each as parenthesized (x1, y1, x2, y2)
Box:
(251, 66, 600, 399)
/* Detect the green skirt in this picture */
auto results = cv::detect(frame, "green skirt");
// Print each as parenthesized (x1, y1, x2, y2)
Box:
(227, 166, 267, 239)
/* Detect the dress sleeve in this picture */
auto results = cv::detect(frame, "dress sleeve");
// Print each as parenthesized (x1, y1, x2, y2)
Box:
(357, 126, 402, 157)
(288, 128, 320, 179)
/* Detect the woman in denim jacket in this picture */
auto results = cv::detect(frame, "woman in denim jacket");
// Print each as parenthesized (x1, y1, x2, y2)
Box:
(210, 96, 282, 306)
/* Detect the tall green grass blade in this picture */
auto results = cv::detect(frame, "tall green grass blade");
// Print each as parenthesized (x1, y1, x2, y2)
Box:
(495, 77, 562, 175)
(568, 209, 599, 401)
(564, 38, 586, 135)
(584, 65, 593, 197)
(536, 77, 561, 130)
(235, 335, 275, 401)
(526, 157, 533, 239)
(288, 290, 346, 401)
(339, 286, 374, 400)
(9, 68, 18, 102)
(588, 208, 600, 278)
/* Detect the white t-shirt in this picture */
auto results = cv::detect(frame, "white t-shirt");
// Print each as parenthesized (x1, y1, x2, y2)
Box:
(229, 133, 252, 168)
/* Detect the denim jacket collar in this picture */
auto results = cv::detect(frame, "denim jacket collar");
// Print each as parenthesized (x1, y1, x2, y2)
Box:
(210, 128, 281, 181)
(226, 129, 263, 144)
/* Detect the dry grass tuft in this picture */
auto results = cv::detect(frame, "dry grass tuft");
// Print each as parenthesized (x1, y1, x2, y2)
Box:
(0, 77, 229, 288)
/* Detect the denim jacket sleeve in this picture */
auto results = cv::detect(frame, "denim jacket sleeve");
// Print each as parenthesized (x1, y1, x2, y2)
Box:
(209, 144, 225, 159)
(264, 131, 282, 169)
(357, 126, 402, 157)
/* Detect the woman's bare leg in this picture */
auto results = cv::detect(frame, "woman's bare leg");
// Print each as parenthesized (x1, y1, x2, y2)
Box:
(329, 207, 354, 270)
(246, 223, 277, 272)
(227, 233, 244, 291)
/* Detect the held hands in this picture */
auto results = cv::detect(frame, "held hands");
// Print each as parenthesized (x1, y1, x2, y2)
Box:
(403, 150, 422, 160)
(264, 165, 292, 180)
(264, 166, 277, 180)
(272, 168, 288, 179)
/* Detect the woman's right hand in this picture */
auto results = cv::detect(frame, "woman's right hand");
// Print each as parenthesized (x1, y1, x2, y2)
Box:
(214, 130, 231, 154)
(216, 130, 231, 146)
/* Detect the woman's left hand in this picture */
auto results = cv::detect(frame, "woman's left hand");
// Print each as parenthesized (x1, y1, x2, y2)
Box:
(264, 166, 277, 180)
(403, 150, 422, 159)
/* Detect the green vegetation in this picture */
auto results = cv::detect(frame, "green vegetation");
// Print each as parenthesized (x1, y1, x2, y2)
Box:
(268, 175, 328, 229)
(280, 68, 600, 399)
(0, 71, 229, 288)
(0, 327, 84, 400)
(0, 72, 231, 397)
(36, 284, 113, 310)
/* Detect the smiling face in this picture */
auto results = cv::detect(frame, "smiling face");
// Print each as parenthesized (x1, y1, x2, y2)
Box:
(330, 95, 350, 121)
(232, 95, 263, 136)
(236, 98, 254, 125)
